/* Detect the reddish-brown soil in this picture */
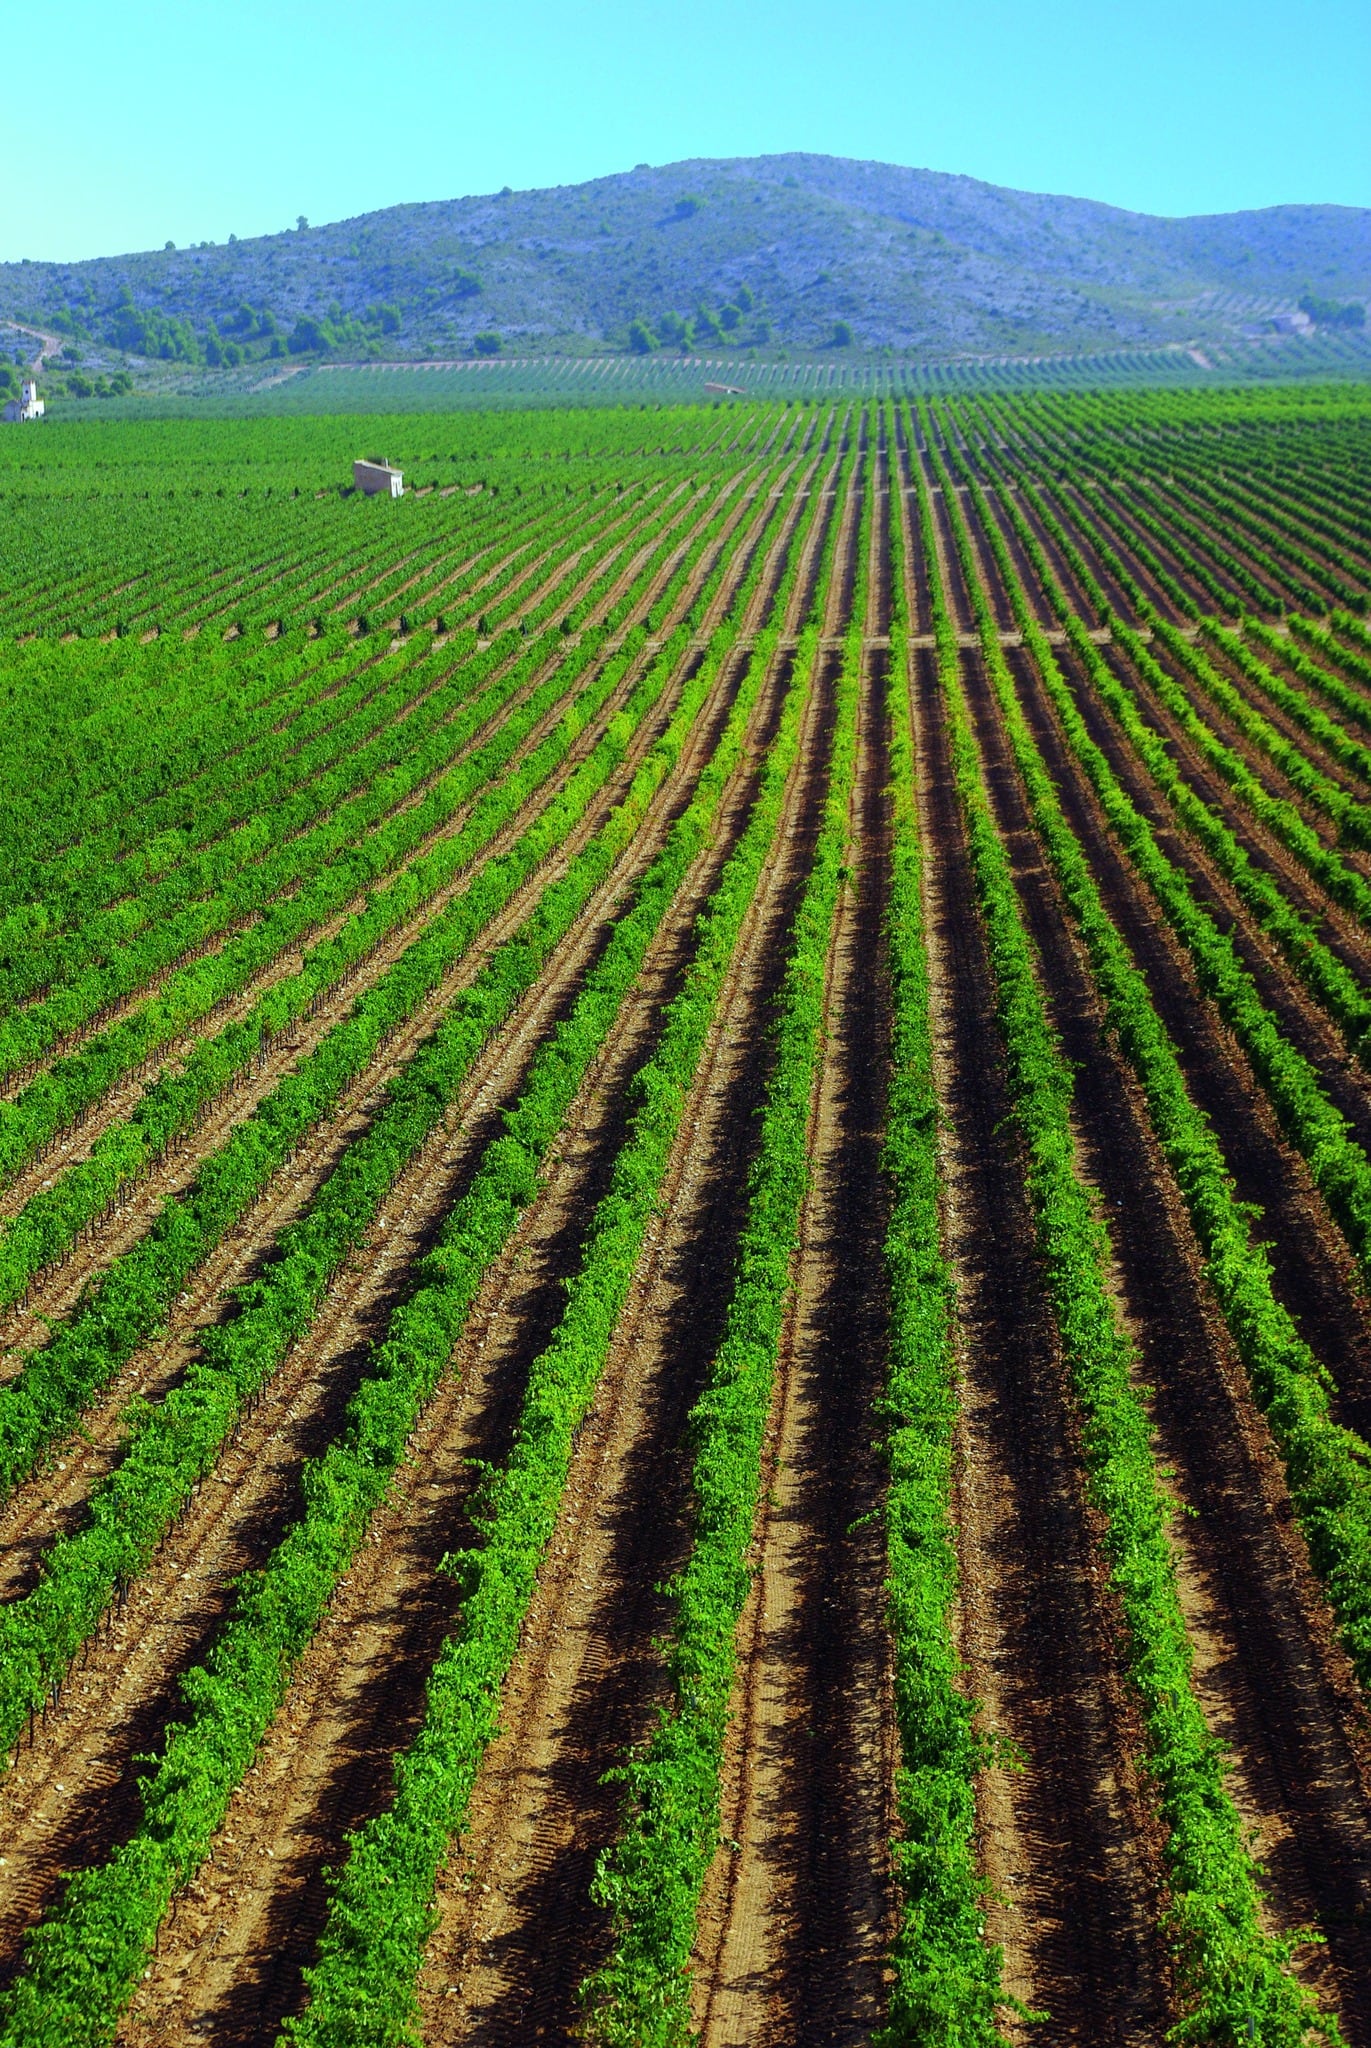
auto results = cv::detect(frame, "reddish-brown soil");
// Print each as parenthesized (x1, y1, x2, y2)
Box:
(0, 464, 792, 1395)
(1012, 634, 1371, 1438)
(5, 409, 1371, 2048)
(116, 638, 792, 2048)
(690, 649, 896, 2048)
(407, 463, 853, 2048)
(912, 627, 1168, 2044)
(962, 639, 1371, 2036)
(0, 453, 834, 2039)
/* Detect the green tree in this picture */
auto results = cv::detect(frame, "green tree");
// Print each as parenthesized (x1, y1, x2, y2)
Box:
(287, 315, 332, 355)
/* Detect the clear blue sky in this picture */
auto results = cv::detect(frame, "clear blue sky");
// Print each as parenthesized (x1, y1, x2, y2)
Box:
(8, 0, 1368, 262)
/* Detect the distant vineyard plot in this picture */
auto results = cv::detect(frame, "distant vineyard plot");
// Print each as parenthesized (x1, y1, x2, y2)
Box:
(47, 321, 1371, 420)
(1, 386, 1371, 2046)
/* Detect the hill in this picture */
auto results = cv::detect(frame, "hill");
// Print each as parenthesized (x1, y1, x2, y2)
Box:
(2, 153, 1368, 373)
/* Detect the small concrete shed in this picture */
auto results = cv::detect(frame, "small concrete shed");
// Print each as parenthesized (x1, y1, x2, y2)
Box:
(354, 457, 403, 497)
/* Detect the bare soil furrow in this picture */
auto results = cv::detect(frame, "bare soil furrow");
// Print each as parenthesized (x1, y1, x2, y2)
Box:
(0, 621, 728, 1609)
(979, 486, 1062, 627)
(1095, 637, 1371, 1076)
(376, 516, 554, 626)
(925, 486, 976, 636)
(1003, 473, 1142, 623)
(0, 474, 755, 1353)
(119, 628, 820, 2048)
(692, 652, 896, 2048)
(1114, 628, 1371, 870)
(0, 641, 651, 1369)
(111, 639, 784, 2048)
(0, 630, 753, 1990)
(1199, 635, 1371, 800)
(1047, 479, 1194, 624)
(411, 649, 838, 2048)
(963, 641, 1371, 2040)
(914, 637, 1167, 2045)
(1125, 635, 1371, 895)
(1018, 639, 1371, 1433)
(737, 464, 821, 639)
(974, 498, 1371, 1127)
(0, 481, 691, 1110)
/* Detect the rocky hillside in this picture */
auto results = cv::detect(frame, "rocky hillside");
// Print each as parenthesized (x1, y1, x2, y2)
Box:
(2, 153, 1367, 368)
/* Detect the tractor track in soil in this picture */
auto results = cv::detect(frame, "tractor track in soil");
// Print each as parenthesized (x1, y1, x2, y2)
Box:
(914, 630, 1168, 2042)
(1013, 635, 1371, 1440)
(0, 470, 773, 1369)
(112, 634, 794, 2048)
(0, 616, 751, 1992)
(691, 649, 897, 2048)
(961, 641, 1371, 2040)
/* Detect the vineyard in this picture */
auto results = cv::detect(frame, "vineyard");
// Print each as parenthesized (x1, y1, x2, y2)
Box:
(0, 381, 1370, 2046)
(46, 324, 1371, 422)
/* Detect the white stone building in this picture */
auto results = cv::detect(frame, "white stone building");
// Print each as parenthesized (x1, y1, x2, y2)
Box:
(3, 379, 44, 423)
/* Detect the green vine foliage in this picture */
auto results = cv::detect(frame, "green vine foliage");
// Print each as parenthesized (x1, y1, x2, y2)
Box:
(942, 428, 1371, 1722)
(281, 434, 840, 2048)
(921, 411, 1339, 2045)
(580, 435, 862, 2047)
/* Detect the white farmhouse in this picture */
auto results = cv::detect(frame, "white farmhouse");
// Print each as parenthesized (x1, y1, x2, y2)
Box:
(3, 379, 44, 423)
(354, 457, 403, 497)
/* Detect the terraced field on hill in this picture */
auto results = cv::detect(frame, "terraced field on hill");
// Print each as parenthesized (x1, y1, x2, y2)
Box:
(1, 384, 1371, 2046)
